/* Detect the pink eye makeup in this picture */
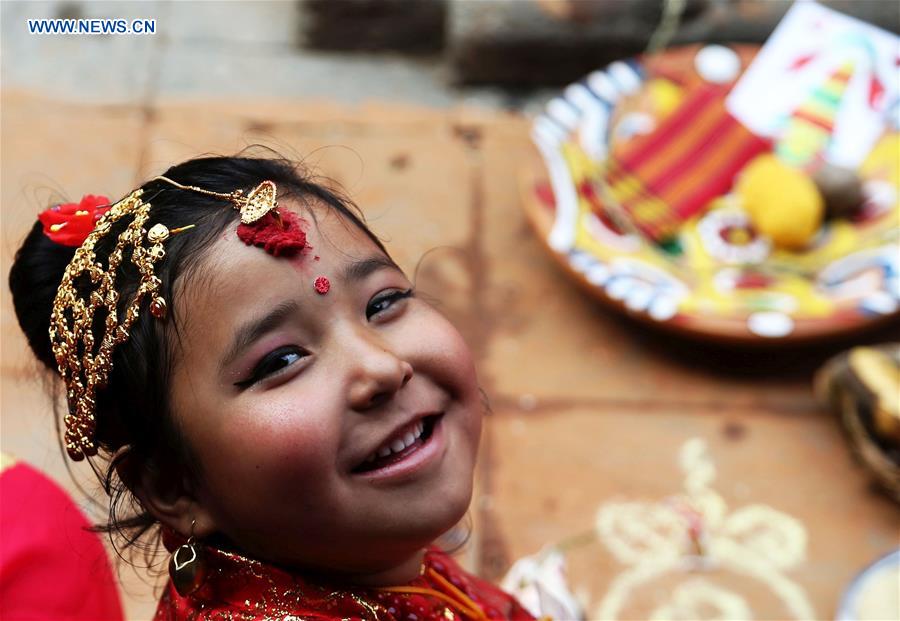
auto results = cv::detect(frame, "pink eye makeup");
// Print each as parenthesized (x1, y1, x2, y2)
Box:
(234, 345, 309, 388)
(365, 288, 414, 321)
(230, 287, 413, 389)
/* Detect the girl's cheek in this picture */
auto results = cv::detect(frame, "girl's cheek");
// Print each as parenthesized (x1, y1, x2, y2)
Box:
(439, 321, 478, 385)
(216, 401, 336, 476)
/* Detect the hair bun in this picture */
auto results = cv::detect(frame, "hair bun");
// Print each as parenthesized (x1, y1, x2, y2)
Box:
(9, 219, 78, 372)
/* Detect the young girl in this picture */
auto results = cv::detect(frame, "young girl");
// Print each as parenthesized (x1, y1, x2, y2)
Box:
(8, 155, 535, 620)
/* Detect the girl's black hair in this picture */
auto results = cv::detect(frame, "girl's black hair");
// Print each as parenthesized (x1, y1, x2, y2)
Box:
(8, 152, 387, 563)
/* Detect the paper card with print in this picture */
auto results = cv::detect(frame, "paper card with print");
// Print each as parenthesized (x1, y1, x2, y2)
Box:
(726, 1, 900, 169)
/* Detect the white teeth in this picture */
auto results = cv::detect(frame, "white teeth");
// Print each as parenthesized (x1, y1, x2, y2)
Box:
(365, 419, 429, 465)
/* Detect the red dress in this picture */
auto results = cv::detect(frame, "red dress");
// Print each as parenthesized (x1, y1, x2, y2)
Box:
(154, 544, 534, 621)
(0, 458, 123, 621)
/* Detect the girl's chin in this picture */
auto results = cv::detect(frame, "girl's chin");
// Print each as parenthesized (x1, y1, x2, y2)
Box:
(236, 498, 472, 573)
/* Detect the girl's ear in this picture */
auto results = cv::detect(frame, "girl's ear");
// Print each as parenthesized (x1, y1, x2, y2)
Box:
(113, 446, 216, 539)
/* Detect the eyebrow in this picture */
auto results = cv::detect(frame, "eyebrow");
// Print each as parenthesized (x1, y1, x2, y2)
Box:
(219, 299, 300, 373)
(341, 255, 402, 283)
(219, 255, 403, 372)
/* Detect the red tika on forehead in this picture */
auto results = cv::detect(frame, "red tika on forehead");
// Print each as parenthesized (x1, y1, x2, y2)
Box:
(236, 210, 309, 257)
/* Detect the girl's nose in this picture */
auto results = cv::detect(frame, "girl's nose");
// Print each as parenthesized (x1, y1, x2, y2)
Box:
(347, 336, 413, 411)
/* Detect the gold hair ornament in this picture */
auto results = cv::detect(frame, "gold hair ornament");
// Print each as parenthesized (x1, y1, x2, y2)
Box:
(49, 189, 194, 460)
(152, 176, 279, 225)
(51, 178, 280, 461)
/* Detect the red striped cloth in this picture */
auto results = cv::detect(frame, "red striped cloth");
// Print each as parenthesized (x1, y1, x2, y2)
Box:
(604, 85, 770, 241)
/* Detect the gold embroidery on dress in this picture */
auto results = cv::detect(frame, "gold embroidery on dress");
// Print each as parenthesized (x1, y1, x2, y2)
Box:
(349, 593, 382, 620)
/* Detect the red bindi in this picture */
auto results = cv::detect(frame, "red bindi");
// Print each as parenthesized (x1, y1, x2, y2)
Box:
(314, 276, 330, 295)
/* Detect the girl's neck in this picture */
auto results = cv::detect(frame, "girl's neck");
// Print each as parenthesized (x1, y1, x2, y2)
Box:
(209, 535, 429, 588)
(330, 548, 427, 587)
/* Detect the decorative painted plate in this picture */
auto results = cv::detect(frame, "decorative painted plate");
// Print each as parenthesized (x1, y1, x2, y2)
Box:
(523, 45, 900, 344)
(836, 549, 900, 620)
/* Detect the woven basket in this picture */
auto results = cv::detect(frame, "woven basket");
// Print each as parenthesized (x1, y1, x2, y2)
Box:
(815, 344, 900, 504)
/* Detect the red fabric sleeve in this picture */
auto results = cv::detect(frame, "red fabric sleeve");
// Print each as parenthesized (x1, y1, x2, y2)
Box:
(0, 462, 123, 621)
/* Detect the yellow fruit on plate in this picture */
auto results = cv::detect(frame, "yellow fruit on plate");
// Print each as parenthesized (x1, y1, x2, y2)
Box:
(647, 79, 683, 119)
(736, 154, 825, 250)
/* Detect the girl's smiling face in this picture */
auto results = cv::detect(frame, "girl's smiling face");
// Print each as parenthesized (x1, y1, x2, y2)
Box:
(165, 201, 482, 581)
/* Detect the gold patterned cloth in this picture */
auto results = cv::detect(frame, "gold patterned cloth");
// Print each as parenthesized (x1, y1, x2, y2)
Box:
(154, 544, 534, 621)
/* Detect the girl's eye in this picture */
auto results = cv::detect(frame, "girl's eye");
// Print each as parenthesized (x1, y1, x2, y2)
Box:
(366, 288, 414, 321)
(235, 346, 307, 388)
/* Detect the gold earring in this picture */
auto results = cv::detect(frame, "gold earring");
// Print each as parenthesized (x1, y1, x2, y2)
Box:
(168, 519, 207, 597)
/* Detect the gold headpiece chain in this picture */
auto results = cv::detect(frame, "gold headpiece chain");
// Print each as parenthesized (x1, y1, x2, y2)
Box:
(50, 177, 280, 460)
(152, 176, 279, 225)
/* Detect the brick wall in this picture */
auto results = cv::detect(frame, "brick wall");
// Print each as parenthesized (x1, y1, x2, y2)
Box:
(302, 0, 900, 86)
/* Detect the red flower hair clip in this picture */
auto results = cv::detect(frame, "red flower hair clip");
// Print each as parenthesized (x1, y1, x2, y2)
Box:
(39, 194, 111, 247)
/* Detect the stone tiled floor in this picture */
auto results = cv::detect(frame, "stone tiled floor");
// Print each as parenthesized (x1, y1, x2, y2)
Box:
(2, 90, 898, 620)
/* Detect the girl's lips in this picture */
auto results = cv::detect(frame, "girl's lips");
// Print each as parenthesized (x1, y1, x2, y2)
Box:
(352, 414, 445, 483)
